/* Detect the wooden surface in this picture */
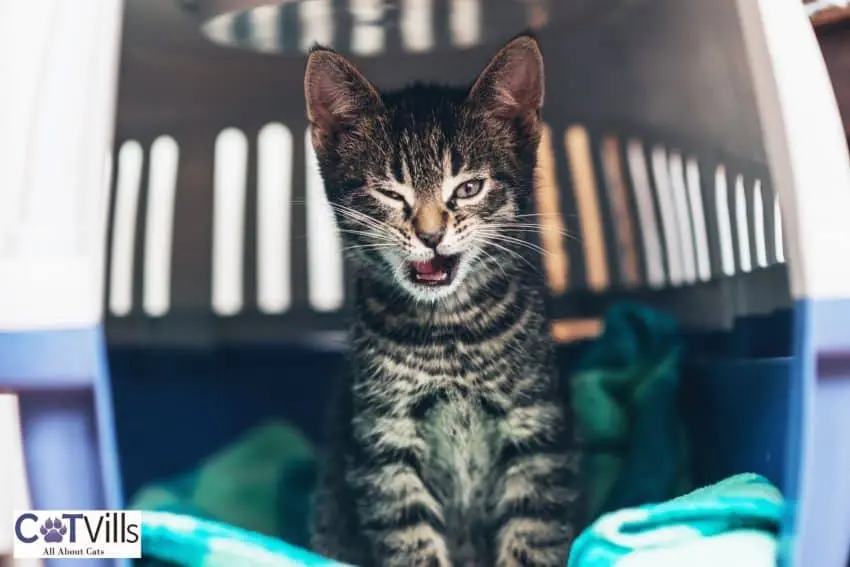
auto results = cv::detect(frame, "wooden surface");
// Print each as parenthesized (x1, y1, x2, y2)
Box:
(810, 4, 850, 28)
(815, 13, 850, 137)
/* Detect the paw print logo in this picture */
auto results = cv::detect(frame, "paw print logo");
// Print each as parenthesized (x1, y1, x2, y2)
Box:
(40, 517, 67, 543)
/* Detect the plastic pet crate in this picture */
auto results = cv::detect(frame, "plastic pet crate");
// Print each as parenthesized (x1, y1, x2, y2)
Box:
(2, 1, 850, 566)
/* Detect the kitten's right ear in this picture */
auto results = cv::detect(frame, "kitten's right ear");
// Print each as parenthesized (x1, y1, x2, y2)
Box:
(304, 46, 382, 150)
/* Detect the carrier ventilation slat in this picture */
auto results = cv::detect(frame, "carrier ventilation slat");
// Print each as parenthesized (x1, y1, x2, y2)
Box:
(199, 0, 545, 56)
(105, 124, 786, 319)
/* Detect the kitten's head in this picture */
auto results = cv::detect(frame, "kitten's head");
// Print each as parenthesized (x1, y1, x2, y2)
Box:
(304, 34, 544, 302)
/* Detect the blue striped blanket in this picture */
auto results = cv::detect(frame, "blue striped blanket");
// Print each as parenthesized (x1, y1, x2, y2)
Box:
(140, 473, 782, 567)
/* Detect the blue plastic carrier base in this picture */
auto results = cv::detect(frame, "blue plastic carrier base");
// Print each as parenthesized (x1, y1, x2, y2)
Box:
(0, 327, 128, 567)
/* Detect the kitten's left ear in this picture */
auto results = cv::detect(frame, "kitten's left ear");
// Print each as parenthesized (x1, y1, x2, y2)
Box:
(468, 34, 544, 130)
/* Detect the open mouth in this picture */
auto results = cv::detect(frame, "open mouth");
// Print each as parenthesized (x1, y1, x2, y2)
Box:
(407, 255, 461, 287)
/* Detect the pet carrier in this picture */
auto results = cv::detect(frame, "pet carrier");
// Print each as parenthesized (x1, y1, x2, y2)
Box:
(2, 0, 850, 566)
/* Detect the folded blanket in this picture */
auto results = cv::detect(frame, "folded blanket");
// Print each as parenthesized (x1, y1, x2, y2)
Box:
(571, 302, 691, 520)
(567, 473, 783, 567)
(141, 511, 349, 567)
(139, 474, 781, 567)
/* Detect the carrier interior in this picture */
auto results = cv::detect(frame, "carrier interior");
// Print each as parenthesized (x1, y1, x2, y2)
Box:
(108, 0, 795, 524)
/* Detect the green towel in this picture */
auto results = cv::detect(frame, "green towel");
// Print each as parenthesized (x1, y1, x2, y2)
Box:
(571, 302, 691, 520)
(130, 421, 317, 549)
(567, 473, 783, 567)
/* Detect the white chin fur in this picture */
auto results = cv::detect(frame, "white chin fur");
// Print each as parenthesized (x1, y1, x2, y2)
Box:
(385, 252, 473, 303)
(400, 276, 465, 302)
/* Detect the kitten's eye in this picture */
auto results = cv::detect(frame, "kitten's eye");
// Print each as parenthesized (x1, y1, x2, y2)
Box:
(453, 179, 486, 200)
(374, 188, 406, 202)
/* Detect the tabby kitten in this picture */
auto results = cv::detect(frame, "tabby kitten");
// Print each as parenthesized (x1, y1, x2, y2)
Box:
(305, 34, 582, 567)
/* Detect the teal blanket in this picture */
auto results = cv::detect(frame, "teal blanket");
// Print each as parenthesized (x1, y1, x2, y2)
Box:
(141, 511, 347, 567)
(567, 473, 782, 567)
(139, 473, 782, 566)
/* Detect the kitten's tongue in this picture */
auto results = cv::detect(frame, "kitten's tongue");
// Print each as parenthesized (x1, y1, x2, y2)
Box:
(411, 258, 448, 281)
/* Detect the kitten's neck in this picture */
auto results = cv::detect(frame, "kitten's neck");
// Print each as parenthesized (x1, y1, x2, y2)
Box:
(349, 262, 548, 338)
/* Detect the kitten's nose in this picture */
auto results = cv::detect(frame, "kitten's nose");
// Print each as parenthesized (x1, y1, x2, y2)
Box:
(416, 227, 445, 249)
(413, 203, 447, 249)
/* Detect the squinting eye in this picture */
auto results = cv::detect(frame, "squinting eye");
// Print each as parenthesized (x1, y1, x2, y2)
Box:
(375, 188, 406, 202)
(454, 179, 485, 200)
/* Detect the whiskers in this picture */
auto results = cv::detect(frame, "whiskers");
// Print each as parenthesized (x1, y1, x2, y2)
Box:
(469, 217, 578, 275)
(327, 202, 404, 256)
(339, 241, 397, 254)
(512, 213, 582, 242)
(471, 233, 541, 274)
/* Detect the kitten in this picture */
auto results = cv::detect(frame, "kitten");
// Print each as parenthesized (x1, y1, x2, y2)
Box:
(304, 34, 583, 567)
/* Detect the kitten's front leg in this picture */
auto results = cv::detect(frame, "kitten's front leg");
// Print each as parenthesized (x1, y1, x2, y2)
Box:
(491, 402, 582, 567)
(351, 414, 452, 567)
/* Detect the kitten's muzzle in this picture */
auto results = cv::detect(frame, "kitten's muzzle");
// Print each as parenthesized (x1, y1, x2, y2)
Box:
(407, 254, 460, 287)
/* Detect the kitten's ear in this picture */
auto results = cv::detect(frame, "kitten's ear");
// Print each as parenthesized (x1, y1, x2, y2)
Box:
(468, 34, 544, 130)
(304, 46, 382, 150)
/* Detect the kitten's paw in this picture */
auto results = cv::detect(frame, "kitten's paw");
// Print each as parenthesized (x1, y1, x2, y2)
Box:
(495, 519, 574, 567)
(377, 524, 453, 567)
(383, 548, 453, 567)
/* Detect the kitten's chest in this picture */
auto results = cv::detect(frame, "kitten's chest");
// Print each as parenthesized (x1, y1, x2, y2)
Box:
(420, 397, 496, 510)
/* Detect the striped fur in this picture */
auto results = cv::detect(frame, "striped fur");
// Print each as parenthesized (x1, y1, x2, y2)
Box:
(305, 34, 583, 566)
